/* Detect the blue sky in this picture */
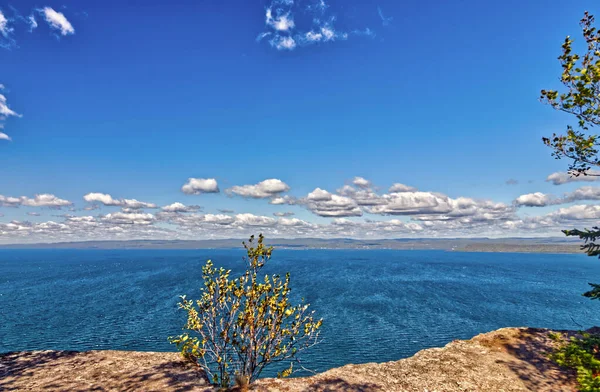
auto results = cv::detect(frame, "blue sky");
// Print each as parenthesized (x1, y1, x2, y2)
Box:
(2, 0, 600, 243)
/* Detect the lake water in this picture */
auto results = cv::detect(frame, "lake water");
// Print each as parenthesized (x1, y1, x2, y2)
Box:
(1, 249, 600, 376)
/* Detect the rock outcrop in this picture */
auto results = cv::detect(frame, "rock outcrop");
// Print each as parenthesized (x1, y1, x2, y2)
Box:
(0, 327, 578, 391)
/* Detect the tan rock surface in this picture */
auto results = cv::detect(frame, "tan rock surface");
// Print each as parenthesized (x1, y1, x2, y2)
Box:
(0, 327, 578, 392)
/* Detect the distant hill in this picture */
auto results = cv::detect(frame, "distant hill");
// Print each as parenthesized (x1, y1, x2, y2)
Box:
(0, 237, 583, 253)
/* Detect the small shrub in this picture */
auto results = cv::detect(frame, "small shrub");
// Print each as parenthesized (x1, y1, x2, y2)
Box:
(551, 332, 600, 392)
(169, 234, 322, 388)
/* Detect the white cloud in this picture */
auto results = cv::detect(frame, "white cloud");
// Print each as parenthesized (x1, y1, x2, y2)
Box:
(28, 15, 37, 31)
(235, 213, 276, 226)
(0, 9, 16, 48)
(227, 179, 290, 198)
(352, 177, 371, 189)
(368, 191, 453, 215)
(301, 24, 346, 43)
(0, 195, 22, 207)
(514, 192, 555, 207)
(181, 178, 220, 195)
(548, 204, 600, 221)
(266, 8, 295, 32)
(161, 202, 201, 213)
(337, 184, 385, 206)
(102, 212, 155, 225)
(204, 214, 236, 225)
(563, 186, 600, 203)
(41, 7, 74, 36)
(278, 217, 313, 227)
(0, 85, 21, 141)
(307, 187, 332, 201)
(270, 195, 296, 205)
(0, 10, 11, 38)
(514, 187, 600, 207)
(305, 192, 362, 217)
(389, 183, 418, 193)
(83, 193, 157, 209)
(270, 35, 296, 50)
(12, 177, 600, 243)
(0, 193, 72, 208)
(0, 92, 19, 118)
(22, 194, 73, 208)
(546, 171, 600, 185)
(259, 0, 374, 51)
(0, 6, 77, 49)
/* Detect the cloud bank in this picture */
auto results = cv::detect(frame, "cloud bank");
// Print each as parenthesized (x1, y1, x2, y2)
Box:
(3, 174, 600, 244)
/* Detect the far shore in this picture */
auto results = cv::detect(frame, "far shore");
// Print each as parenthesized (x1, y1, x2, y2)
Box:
(0, 237, 584, 254)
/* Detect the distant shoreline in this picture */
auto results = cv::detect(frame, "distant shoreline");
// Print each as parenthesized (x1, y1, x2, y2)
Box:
(0, 237, 584, 254)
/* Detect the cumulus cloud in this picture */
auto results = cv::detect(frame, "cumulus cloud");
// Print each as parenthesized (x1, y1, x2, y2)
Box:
(235, 213, 277, 226)
(181, 178, 220, 195)
(562, 186, 600, 203)
(0, 193, 72, 208)
(203, 214, 236, 225)
(10, 176, 600, 244)
(161, 202, 201, 213)
(352, 177, 371, 189)
(547, 204, 600, 221)
(514, 192, 555, 207)
(546, 171, 600, 185)
(336, 185, 385, 206)
(227, 179, 290, 199)
(307, 188, 331, 201)
(41, 7, 74, 36)
(367, 191, 453, 215)
(102, 212, 155, 225)
(389, 183, 418, 193)
(515, 187, 600, 207)
(278, 217, 313, 227)
(304, 188, 362, 217)
(83, 193, 158, 209)
(270, 195, 297, 205)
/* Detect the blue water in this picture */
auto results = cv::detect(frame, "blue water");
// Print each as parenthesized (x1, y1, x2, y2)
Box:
(1, 249, 600, 376)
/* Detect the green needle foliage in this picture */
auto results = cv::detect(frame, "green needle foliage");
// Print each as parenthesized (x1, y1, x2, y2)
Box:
(551, 333, 600, 392)
(542, 12, 600, 391)
(169, 234, 322, 389)
(542, 11, 600, 176)
(541, 11, 600, 298)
